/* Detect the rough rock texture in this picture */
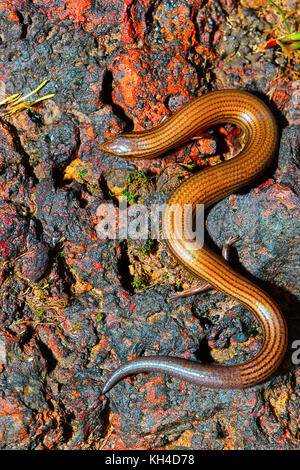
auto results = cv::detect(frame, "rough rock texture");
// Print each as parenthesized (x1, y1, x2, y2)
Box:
(0, 0, 299, 450)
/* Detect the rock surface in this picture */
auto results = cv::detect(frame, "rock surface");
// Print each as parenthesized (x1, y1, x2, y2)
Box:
(0, 0, 299, 450)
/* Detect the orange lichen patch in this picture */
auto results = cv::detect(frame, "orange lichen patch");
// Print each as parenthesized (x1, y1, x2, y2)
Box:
(206, 154, 222, 166)
(103, 433, 150, 451)
(63, 158, 95, 183)
(165, 57, 197, 96)
(63, 241, 88, 265)
(270, 80, 293, 109)
(211, 336, 259, 363)
(85, 125, 95, 139)
(157, 4, 197, 54)
(1, 0, 115, 30)
(113, 55, 142, 109)
(111, 52, 196, 127)
(229, 194, 239, 210)
(222, 423, 239, 450)
(139, 378, 166, 406)
(101, 432, 127, 450)
(267, 387, 289, 419)
(257, 247, 272, 257)
(6, 8, 21, 22)
(257, 413, 283, 437)
(63, 0, 91, 23)
(110, 411, 123, 434)
(0, 397, 31, 445)
(0, 398, 25, 417)
(102, 122, 122, 140)
(120, 0, 151, 44)
(194, 137, 216, 156)
(260, 1, 300, 57)
(139, 102, 171, 129)
(268, 183, 298, 210)
(258, 178, 273, 189)
(38, 0, 92, 24)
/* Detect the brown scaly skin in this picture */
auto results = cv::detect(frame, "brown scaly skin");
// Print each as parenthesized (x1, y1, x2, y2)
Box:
(101, 90, 287, 394)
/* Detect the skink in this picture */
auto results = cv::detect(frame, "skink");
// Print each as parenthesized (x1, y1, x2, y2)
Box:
(100, 89, 287, 392)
